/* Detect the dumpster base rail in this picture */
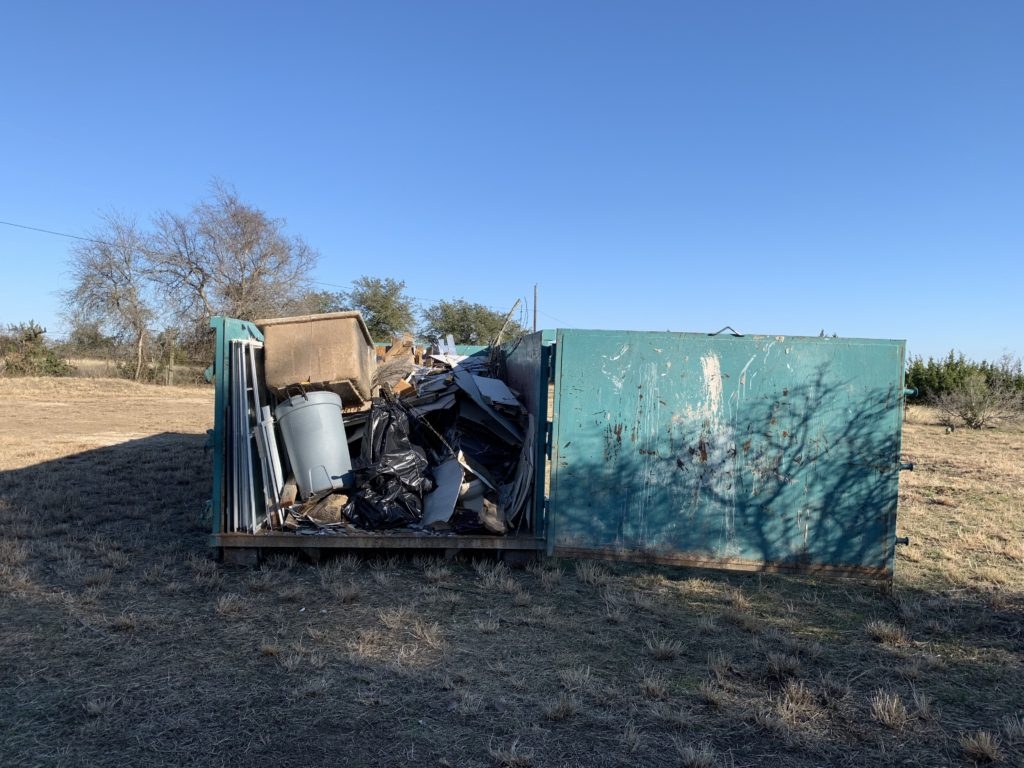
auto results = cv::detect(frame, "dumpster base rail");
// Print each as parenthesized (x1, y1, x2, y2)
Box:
(555, 546, 891, 581)
(212, 532, 545, 565)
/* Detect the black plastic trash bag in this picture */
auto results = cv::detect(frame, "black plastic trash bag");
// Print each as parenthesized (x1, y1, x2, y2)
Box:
(344, 396, 434, 530)
(345, 479, 424, 529)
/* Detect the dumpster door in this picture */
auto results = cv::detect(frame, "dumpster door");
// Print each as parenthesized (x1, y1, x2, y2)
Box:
(547, 330, 906, 577)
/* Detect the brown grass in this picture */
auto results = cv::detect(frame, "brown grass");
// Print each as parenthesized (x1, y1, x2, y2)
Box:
(899, 405, 1024, 594)
(644, 631, 682, 661)
(864, 618, 909, 646)
(543, 693, 579, 721)
(0, 385, 1022, 767)
(870, 689, 909, 731)
(674, 740, 718, 768)
(960, 729, 1004, 763)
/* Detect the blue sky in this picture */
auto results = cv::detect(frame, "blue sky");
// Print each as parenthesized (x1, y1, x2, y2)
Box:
(1, 1, 1021, 362)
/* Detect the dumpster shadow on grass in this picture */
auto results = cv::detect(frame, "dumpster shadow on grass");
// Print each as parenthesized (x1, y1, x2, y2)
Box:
(0, 432, 212, 561)
(2, 435, 1022, 767)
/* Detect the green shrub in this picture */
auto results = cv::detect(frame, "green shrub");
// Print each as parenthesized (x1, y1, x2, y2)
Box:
(0, 322, 74, 377)
(908, 351, 1024, 429)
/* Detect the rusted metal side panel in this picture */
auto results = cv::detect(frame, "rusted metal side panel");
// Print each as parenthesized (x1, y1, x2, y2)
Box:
(548, 330, 906, 577)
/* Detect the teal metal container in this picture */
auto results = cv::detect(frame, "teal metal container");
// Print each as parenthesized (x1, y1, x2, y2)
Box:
(209, 317, 908, 578)
(546, 330, 907, 577)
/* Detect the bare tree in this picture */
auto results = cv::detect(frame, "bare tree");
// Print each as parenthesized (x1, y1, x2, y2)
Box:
(148, 208, 215, 347)
(284, 289, 346, 316)
(148, 181, 318, 351)
(64, 182, 320, 374)
(64, 213, 154, 380)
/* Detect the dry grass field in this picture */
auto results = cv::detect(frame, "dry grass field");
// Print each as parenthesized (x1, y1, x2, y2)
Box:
(1, 377, 1021, 767)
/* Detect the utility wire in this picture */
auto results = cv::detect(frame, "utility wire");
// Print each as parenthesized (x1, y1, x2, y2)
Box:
(0, 217, 521, 314)
(0, 218, 110, 246)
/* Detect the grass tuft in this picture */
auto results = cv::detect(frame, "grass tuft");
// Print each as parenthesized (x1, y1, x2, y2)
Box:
(109, 612, 137, 632)
(696, 614, 719, 633)
(644, 632, 682, 661)
(82, 693, 121, 717)
(780, 679, 814, 709)
(543, 694, 579, 721)
(512, 588, 532, 607)
(870, 689, 909, 731)
(764, 652, 801, 681)
(723, 585, 751, 610)
(673, 739, 717, 768)
(558, 664, 593, 692)
(215, 592, 247, 618)
(698, 678, 725, 709)
(333, 553, 361, 572)
(640, 670, 670, 700)
(720, 607, 761, 632)
(621, 721, 644, 753)
(818, 673, 850, 707)
(574, 560, 608, 586)
(259, 641, 281, 657)
(377, 606, 413, 630)
(707, 649, 732, 681)
(329, 581, 361, 603)
(141, 562, 168, 585)
(1001, 713, 1024, 743)
(538, 566, 563, 590)
(865, 619, 909, 646)
(100, 549, 131, 571)
(487, 737, 534, 767)
(410, 619, 445, 651)
(959, 730, 1003, 764)
(0, 539, 29, 567)
(424, 563, 451, 584)
(475, 616, 500, 634)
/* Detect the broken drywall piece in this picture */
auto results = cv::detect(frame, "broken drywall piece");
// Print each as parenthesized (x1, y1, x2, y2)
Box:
(408, 392, 457, 419)
(458, 478, 486, 514)
(453, 368, 523, 444)
(426, 353, 467, 368)
(422, 457, 463, 528)
(422, 458, 463, 527)
(472, 375, 521, 409)
(456, 451, 498, 491)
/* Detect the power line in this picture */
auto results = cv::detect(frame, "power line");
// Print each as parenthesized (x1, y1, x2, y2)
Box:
(0, 218, 109, 246)
(538, 309, 567, 323)
(0, 216, 521, 314)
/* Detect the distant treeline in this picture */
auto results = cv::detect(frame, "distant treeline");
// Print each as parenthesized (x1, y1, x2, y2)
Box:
(906, 351, 1024, 401)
